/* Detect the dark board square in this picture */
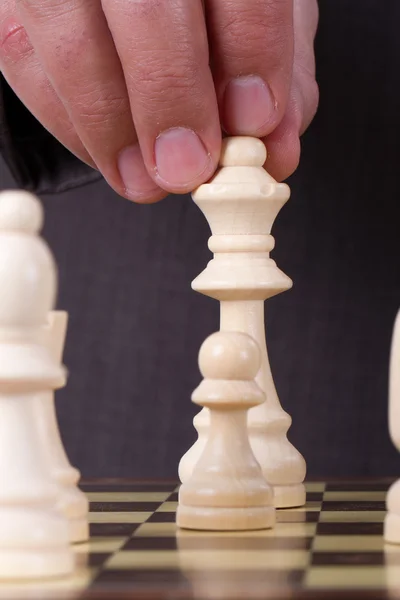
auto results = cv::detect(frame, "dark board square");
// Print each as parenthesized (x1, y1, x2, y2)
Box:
(326, 482, 391, 493)
(90, 523, 140, 537)
(322, 501, 386, 512)
(306, 492, 324, 502)
(146, 511, 177, 523)
(87, 552, 114, 568)
(312, 552, 384, 566)
(90, 501, 161, 512)
(81, 482, 177, 493)
(316, 522, 384, 536)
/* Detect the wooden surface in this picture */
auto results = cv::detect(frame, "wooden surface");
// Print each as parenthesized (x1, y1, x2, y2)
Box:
(0, 479, 399, 600)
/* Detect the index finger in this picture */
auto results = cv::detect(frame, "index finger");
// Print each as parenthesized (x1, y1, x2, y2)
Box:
(102, 0, 221, 193)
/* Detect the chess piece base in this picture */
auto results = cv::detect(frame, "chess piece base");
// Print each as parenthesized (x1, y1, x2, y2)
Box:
(0, 549, 73, 580)
(176, 504, 275, 531)
(273, 483, 306, 509)
(0, 508, 73, 580)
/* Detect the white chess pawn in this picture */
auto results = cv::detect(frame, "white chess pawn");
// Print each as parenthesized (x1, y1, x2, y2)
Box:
(177, 331, 275, 531)
(34, 311, 89, 543)
(0, 190, 73, 578)
(384, 310, 400, 543)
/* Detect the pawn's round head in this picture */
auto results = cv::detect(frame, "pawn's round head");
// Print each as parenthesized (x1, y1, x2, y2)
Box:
(0, 191, 56, 333)
(198, 331, 261, 381)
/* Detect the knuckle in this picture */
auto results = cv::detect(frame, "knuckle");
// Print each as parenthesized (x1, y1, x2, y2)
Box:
(220, 0, 293, 66)
(16, 0, 83, 22)
(76, 88, 130, 130)
(0, 18, 34, 65)
(131, 54, 202, 103)
(120, 0, 163, 20)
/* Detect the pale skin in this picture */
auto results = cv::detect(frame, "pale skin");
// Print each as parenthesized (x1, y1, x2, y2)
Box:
(0, 0, 319, 203)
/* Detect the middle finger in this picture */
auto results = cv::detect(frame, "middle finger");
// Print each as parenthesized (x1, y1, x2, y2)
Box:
(206, 0, 294, 138)
(17, 0, 163, 202)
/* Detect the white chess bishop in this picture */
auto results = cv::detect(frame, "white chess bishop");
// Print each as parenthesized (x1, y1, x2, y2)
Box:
(0, 190, 73, 578)
(384, 310, 400, 543)
(36, 310, 89, 544)
(179, 136, 306, 509)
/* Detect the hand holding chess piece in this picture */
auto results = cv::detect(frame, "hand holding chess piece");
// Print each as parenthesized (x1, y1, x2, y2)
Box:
(384, 310, 400, 543)
(177, 331, 275, 531)
(0, 190, 73, 578)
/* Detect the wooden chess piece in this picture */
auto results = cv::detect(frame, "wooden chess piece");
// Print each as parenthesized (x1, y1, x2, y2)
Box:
(34, 311, 89, 543)
(177, 331, 275, 531)
(384, 310, 400, 543)
(179, 136, 306, 508)
(0, 190, 73, 579)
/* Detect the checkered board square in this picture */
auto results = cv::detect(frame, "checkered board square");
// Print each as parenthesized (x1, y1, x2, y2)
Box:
(1, 480, 399, 599)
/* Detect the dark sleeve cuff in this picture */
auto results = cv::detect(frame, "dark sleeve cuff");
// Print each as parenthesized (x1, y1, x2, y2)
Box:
(0, 75, 101, 194)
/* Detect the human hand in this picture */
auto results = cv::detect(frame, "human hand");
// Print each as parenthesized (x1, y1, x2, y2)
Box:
(0, 0, 319, 203)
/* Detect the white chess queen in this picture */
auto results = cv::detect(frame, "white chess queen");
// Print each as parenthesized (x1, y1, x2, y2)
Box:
(179, 136, 306, 509)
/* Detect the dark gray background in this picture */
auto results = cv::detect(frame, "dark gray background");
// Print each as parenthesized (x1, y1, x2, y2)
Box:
(1, 0, 400, 478)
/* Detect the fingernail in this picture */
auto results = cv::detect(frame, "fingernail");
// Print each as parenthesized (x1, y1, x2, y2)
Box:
(118, 144, 161, 202)
(154, 127, 211, 189)
(223, 75, 276, 135)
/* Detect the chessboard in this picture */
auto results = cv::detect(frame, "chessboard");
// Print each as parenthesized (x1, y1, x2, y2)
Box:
(2, 479, 400, 600)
